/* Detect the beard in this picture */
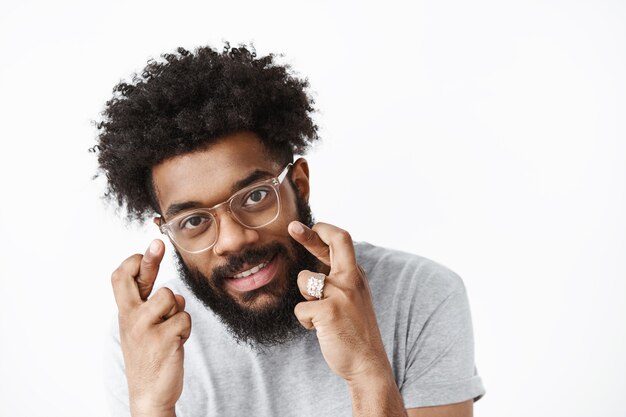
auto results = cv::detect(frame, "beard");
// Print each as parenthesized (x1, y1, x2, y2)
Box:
(174, 190, 319, 348)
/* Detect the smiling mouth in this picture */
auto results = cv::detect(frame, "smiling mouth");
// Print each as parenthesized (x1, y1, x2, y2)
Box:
(232, 260, 270, 279)
(225, 255, 280, 293)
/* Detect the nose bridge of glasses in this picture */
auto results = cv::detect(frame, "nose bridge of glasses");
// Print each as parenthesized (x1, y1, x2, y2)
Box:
(202, 198, 235, 230)
(211, 198, 234, 215)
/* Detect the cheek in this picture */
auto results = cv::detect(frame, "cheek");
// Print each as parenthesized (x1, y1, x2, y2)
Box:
(268, 204, 298, 238)
(181, 252, 217, 277)
(277, 186, 300, 223)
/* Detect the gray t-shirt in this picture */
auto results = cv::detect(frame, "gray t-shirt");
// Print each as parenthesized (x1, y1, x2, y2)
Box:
(104, 242, 485, 416)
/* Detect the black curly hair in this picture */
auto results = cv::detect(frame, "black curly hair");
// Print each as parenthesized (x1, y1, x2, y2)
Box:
(92, 43, 319, 223)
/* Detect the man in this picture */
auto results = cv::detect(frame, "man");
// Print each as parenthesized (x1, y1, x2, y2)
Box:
(96, 44, 485, 417)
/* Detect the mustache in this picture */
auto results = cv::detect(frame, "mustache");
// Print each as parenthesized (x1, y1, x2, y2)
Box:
(210, 241, 288, 281)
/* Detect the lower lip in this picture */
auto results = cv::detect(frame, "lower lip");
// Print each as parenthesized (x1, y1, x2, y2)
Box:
(225, 255, 280, 293)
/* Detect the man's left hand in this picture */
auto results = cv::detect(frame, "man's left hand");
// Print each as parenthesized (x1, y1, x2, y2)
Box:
(288, 221, 391, 384)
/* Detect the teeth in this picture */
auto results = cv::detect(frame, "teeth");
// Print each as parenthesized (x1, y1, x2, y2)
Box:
(232, 261, 268, 279)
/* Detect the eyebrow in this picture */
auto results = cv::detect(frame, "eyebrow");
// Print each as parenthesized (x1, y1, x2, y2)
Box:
(164, 169, 275, 219)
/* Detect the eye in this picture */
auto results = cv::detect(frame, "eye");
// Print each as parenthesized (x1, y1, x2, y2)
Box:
(243, 189, 269, 206)
(180, 214, 211, 230)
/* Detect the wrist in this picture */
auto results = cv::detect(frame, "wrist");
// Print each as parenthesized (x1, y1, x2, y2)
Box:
(130, 401, 176, 417)
(346, 365, 395, 392)
(346, 366, 406, 417)
(346, 357, 396, 389)
(132, 409, 176, 417)
(345, 351, 395, 387)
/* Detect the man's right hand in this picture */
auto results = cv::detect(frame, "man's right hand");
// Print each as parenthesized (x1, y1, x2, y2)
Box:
(111, 239, 191, 417)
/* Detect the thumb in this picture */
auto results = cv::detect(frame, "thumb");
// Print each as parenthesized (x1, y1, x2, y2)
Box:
(137, 239, 165, 301)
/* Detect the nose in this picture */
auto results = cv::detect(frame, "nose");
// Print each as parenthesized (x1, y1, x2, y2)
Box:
(212, 210, 259, 256)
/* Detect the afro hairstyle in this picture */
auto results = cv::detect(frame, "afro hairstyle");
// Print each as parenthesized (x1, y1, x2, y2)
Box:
(92, 43, 319, 223)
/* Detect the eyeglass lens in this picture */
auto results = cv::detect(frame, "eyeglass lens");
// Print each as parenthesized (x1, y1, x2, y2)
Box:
(168, 183, 280, 252)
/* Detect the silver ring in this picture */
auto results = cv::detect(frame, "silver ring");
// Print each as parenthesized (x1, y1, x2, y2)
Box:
(306, 273, 326, 300)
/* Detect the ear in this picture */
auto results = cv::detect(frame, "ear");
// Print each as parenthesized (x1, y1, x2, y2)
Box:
(153, 216, 162, 227)
(290, 158, 310, 202)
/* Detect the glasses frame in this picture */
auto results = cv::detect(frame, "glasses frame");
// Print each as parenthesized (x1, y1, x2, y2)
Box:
(158, 162, 293, 254)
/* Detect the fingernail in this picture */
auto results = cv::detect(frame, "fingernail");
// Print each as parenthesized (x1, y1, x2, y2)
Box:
(149, 240, 161, 255)
(291, 221, 305, 235)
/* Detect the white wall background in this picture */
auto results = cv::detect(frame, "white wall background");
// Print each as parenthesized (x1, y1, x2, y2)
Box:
(1, 0, 624, 416)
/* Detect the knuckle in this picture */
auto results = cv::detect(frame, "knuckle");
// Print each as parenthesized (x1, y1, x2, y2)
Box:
(155, 287, 175, 302)
(293, 302, 305, 317)
(180, 311, 192, 327)
(336, 230, 352, 244)
(110, 269, 122, 285)
(165, 312, 192, 338)
(112, 255, 142, 281)
(125, 253, 143, 266)
(297, 270, 312, 282)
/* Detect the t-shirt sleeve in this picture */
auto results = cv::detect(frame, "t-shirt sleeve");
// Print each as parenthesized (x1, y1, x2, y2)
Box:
(400, 283, 485, 408)
(103, 315, 132, 417)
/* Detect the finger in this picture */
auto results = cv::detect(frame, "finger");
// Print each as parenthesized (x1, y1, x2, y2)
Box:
(111, 254, 144, 312)
(137, 240, 165, 301)
(310, 223, 358, 274)
(297, 270, 332, 301)
(174, 294, 186, 312)
(288, 221, 330, 266)
(142, 287, 179, 324)
(162, 294, 186, 321)
(294, 301, 318, 330)
(161, 311, 192, 345)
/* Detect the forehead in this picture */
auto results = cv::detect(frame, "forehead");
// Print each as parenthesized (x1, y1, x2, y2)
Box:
(152, 132, 280, 212)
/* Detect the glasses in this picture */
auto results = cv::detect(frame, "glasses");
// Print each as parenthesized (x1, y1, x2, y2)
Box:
(158, 163, 293, 253)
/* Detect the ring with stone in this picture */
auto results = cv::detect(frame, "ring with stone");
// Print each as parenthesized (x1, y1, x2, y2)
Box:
(306, 273, 326, 300)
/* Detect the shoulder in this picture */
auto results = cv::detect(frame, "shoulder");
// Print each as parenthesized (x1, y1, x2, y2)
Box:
(354, 241, 467, 307)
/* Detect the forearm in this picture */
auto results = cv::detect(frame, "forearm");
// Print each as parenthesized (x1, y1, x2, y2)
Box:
(348, 367, 407, 417)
